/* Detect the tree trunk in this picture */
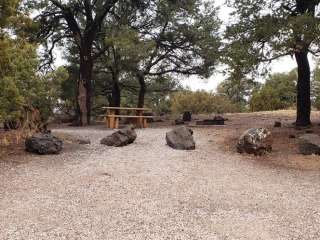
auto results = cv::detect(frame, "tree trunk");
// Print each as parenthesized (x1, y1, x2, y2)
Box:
(78, 50, 93, 126)
(295, 51, 311, 126)
(111, 73, 121, 115)
(137, 74, 146, 108)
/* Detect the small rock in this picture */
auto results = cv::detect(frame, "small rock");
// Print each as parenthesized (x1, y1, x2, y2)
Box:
(25, 133, 63, 154)
(299, 134, 320, 155)
(289, 134, 296, 139)
(182, 112, 192, 122)
(77, 138, 91, 145)
(100, 126, 137, 147)
(237, 128, 273, 155)
(274, 121, 282, 128)
(166, 126, 195, 150)
(175, 119, 185, 125)
(306, 130, 314, 134)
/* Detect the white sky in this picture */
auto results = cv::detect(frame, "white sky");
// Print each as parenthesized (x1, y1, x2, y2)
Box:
(53, 0, 315, 91)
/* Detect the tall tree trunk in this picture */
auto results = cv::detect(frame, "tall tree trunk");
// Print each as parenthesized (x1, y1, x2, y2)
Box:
(78, 50, 93, 126)
(137, 74, 146, 108)
(295, 51, 311, 126)
(110, 72, 121, 114)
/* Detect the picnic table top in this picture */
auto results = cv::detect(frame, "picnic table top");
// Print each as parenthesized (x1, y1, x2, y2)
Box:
(102, 107, 151, 111)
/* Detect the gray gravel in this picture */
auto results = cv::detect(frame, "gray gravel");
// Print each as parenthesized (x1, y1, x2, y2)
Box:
(1, 127, 320, 240)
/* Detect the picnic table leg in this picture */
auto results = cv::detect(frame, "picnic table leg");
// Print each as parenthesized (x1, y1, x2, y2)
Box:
(115, 117, 119, 129)
(109, 109, 116, 129)
(105, 116, 109, 128)
(136, 110, 143, 128)
(143, 118, 148, 128)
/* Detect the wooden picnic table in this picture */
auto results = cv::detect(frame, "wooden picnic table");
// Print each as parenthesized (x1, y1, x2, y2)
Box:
(101, 107, 152, 129)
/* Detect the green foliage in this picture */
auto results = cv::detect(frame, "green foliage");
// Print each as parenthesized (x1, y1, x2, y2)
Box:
(249, 71, 297, 112)
(225, 0, 320, 72)
(170, 90, 238, 114)
(0, 0, 20, 27)
(217, 69, 261, 112)
(311, 63, 320, 110)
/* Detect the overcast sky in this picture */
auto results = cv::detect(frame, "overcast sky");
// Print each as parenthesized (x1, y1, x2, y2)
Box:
(53, 0, 314, 91)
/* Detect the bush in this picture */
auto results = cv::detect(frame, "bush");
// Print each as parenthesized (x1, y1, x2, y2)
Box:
(170, 90, 238, 114)
(249, 71, 296, 112)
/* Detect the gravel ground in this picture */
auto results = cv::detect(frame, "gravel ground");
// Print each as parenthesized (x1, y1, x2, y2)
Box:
(1, 126, 320, 240)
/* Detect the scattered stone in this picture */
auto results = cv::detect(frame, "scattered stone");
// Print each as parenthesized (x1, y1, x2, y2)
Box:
(306, 130, 314, 134)
(213, 115, 225, 125)
(175, 119, 185, 125)
(182, 112, 192, 122)
(100, 126, 137, 147)
(196, 116, 225, 126)
(274, 121, 282, 128)
(237, 128, 273, 156)
(166, 126, 195, 150)
(299, 134, 320, 155)
(77, 138, 91, 145)
(289, 134, 296, 139)
(25, 133, 63, 154)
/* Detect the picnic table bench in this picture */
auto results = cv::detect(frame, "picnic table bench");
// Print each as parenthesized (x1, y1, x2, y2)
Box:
(100, 107, 154, 129)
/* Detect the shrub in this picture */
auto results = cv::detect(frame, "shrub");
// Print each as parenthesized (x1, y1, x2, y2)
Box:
(170, 90, 238, 114)
(249, 71, 297, 112)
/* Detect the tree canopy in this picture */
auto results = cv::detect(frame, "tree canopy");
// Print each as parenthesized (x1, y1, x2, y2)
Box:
(225, 0, 320, 126)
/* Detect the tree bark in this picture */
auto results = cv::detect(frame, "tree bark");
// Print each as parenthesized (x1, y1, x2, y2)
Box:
(78, 47, 93, 126)
(110, 71, 121, 114)
(137, 73, 146, 108)
(295, 51, 311, 126)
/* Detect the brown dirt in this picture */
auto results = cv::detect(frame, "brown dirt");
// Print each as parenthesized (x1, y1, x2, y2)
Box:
(213, 111, 320, 171)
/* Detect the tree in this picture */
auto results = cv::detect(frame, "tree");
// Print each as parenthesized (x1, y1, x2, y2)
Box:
(34, 0, 120, 125)
(250, 70, 297, 111)
(97, 0, 220, 108)
(311, 61, 320, 109)
(225, 0, 320, 126)
(217, 67, 260, 111)
(0, 0, 20, 27)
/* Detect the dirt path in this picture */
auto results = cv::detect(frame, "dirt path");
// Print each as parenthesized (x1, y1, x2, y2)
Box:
(1, 125, 320, 239)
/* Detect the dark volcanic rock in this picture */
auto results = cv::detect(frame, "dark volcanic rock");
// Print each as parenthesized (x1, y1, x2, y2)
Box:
(100, 126, 137, 147)
(274, 121, 282, 128)
(196, 116, 225, 126)
(182, 112, 192, 122)
(175, 119, 185, 125)
(299, 134, 320, 155)
(237, 128, 273, 156)
(166, 126, 195, 150)
(25, 133, 63, 154)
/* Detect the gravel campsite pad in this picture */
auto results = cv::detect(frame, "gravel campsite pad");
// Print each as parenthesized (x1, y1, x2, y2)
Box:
(1, 124, 320, 239)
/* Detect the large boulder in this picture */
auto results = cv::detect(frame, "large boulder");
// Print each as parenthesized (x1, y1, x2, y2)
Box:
(100, 126, 137, 147)
(237, 128, 273, 155)
(25, 133, 63, 154)
(299, 134, 320, 155)
(166, 126, 195, 150)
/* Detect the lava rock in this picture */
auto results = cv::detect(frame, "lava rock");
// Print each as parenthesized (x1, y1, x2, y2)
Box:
(299, 134, 320, 155)
(274, 121, 282, 128)
(166, 126, 195, 150)
(182, 112, 192, 122)
(175, 119, 185, 125)
(25, 133, 63, 154)
(237, 128, 273, 155)
(100, 126, 137, 147)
